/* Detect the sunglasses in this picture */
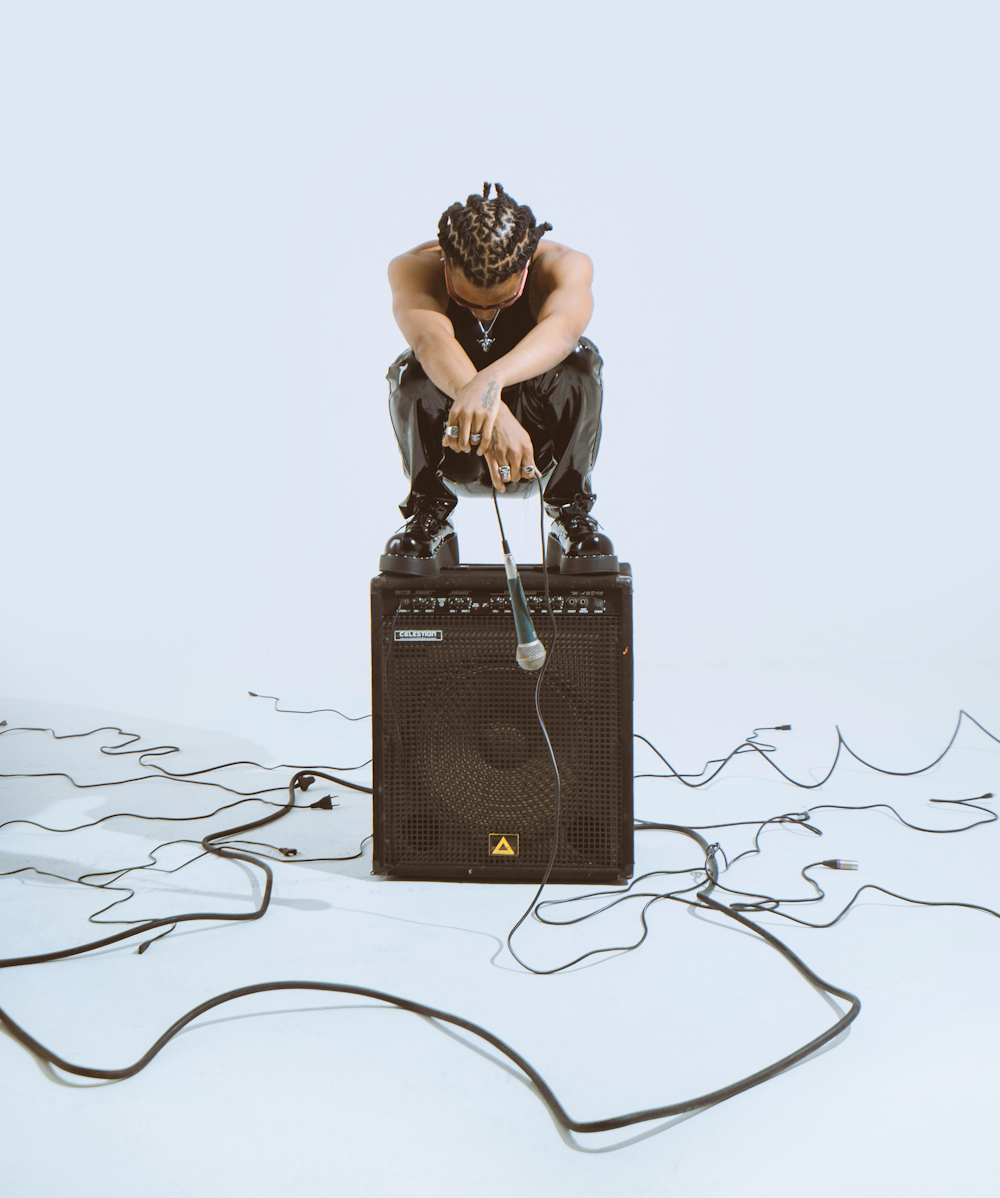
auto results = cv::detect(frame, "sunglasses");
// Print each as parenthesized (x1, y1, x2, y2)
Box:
(443, 258, 530, 313)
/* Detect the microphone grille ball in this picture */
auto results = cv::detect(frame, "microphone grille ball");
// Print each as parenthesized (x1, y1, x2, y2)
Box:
(516, 639, 547, 672)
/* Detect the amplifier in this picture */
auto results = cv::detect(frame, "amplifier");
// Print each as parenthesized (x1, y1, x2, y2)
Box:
(371, 564, 633, 884)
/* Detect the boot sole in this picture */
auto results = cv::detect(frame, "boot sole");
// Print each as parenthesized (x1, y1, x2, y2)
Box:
(380, 533, 460, 577)
(545, 533, 619, 575)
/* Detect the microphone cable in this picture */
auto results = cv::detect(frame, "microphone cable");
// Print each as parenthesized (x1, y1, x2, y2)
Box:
(491, 480, 580, 975)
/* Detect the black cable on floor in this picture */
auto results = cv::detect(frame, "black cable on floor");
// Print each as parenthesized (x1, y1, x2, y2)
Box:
(0, 813, 860, 1134)
(634, 710, 1000, 790)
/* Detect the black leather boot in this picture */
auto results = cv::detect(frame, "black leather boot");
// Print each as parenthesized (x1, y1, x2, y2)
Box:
(545, 500, 618, 574)
(380, 498, 460, 576)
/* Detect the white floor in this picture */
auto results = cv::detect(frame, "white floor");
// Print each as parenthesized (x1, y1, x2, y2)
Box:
(2, 662, 998, 1198)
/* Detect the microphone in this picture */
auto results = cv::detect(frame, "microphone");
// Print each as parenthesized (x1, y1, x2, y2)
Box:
(502, 542, 547, 671)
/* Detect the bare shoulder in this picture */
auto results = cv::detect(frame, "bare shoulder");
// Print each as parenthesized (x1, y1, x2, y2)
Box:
(388, 241, 445, 287)
(532, 240, 593, 289)
(388, 242, 449, 323)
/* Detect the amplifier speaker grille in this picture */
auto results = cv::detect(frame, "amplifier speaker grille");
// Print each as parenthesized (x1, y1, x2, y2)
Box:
(371, 566, 633, 883)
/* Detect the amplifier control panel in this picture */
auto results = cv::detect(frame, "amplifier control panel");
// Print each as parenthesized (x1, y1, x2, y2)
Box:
(396, 593, 608, 616)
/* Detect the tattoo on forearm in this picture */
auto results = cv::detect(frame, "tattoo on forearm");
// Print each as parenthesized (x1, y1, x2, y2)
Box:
(481, 381, 499, 412)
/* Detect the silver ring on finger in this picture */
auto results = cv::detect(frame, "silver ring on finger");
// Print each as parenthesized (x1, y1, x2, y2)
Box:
(444, 424, 459, 438)
(470, 433, 482, 445)
(521, 464, 535, 474)
(498, 465, 512, 482)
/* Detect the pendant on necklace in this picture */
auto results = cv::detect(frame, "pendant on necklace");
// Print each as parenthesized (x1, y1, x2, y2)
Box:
(476, 312, 500, 353)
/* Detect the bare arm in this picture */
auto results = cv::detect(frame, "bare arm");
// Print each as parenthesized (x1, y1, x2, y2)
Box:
(454, 250, 594, 490)
(476, 249, 594, 389)
(388, 247, 476, 399)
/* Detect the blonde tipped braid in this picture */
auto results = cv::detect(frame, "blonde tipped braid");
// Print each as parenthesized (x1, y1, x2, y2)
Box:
(438, 182, 552, 288)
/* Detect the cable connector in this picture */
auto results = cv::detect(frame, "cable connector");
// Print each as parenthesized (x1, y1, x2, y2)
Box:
(278, 847, 299, 857)
(297, 775, 316, 792)
(774, 725, 791, 732)
(820, 859, 858, 870)
(309, 794, 334, 810)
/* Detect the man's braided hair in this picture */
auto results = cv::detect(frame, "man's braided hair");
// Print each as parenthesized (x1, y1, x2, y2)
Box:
(438, 182, 553, 288)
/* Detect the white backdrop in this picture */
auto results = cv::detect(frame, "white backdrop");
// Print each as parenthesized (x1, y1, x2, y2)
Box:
(2, 1, 997, 729)
(1, 7, 999, 1197)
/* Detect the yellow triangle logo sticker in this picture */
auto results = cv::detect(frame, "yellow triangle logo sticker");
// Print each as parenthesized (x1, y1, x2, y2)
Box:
(489, 834, 519, 857)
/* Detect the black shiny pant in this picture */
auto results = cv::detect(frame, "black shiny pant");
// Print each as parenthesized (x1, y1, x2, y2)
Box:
(387, 337, 604, 518)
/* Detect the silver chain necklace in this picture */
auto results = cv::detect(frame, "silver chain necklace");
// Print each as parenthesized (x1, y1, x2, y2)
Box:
(476, 310, 501, 353)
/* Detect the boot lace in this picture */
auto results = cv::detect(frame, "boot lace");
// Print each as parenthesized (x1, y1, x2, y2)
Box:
(559, 505, 598, 539)
(408, 503, 451, 536)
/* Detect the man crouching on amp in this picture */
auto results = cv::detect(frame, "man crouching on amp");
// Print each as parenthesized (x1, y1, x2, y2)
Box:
(380, 182, 618, 577)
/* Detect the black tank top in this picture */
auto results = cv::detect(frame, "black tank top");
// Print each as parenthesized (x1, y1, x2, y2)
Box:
(446, 267, 537, 367)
